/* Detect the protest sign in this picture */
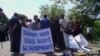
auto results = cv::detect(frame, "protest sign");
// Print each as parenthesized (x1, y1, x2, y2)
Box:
(20, 27, 54, 54)
(74, 33, 88, 47)
(63, 33, 80, 49)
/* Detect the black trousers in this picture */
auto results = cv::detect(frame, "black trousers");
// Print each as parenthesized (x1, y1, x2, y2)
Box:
(51, 31, 65, 50)
(87, 33, 92, 42)
(57, 32, 65, 50)
(0, 31, 6, 42)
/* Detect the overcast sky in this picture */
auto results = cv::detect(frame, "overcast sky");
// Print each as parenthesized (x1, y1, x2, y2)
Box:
(0, 0, 74, 19)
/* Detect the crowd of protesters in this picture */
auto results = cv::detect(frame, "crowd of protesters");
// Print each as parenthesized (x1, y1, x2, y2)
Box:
(8, 13, 82, 56)
(0, 7, 93, 56)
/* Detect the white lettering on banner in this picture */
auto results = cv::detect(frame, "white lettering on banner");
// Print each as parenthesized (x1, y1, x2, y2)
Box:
(20, 27, 54, 54)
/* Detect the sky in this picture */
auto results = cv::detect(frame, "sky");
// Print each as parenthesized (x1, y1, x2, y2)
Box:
(0, 0, 74, 19)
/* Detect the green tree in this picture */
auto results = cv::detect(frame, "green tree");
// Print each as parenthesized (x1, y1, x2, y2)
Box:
(67, 0, 100, 26)
(39, 5, 50, 17)
(68, 7, 95, 27)
(39, 4, 66, 20)
(69, 0, 100, 19)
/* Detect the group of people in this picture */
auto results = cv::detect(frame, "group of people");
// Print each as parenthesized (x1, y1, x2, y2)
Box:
(8, 13, 67, 56)
(0, 7, 93, 56)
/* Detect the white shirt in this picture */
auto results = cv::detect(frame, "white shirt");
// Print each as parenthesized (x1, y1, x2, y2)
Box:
(59, 19, 68, 32)
(87, 27, 92, 33)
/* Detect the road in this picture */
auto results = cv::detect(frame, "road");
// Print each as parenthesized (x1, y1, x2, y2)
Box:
(0, 41, 100, 56)
(0, 41, 62, 56)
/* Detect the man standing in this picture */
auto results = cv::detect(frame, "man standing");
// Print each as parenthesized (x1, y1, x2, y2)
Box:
(40, 15, 54, 56)
(0, 8, 9, 42)
(86, 25, 92, 43)
(59, 14, 67, 50)
(8, 13, 24, 56)
(40, 14, 51, 29)
(30, 15, 41, 30)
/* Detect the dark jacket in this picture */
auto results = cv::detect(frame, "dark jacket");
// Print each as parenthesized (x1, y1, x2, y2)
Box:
(40, 19, 51, 29)
(9, 16, 21, 53)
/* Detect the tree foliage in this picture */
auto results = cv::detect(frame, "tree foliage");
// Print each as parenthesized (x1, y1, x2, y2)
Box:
(39, 5, 50, 17)
(39, 4, 66, 20)
(69, 0, 100, 19)
(67, 0, 100, 26)
(50, 0, 67, 4)
(68, 7, 95, 26)
(40, 0, 99, 26)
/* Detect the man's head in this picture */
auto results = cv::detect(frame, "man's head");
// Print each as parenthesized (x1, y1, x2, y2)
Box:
(43, 14, 47, 19)
(19, 14, 27, 23)
(34, 15, 38, 21)
(13, 13, 19, 17)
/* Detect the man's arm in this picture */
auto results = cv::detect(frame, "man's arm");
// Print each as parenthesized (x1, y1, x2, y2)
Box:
(10, 24, 17, 32)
